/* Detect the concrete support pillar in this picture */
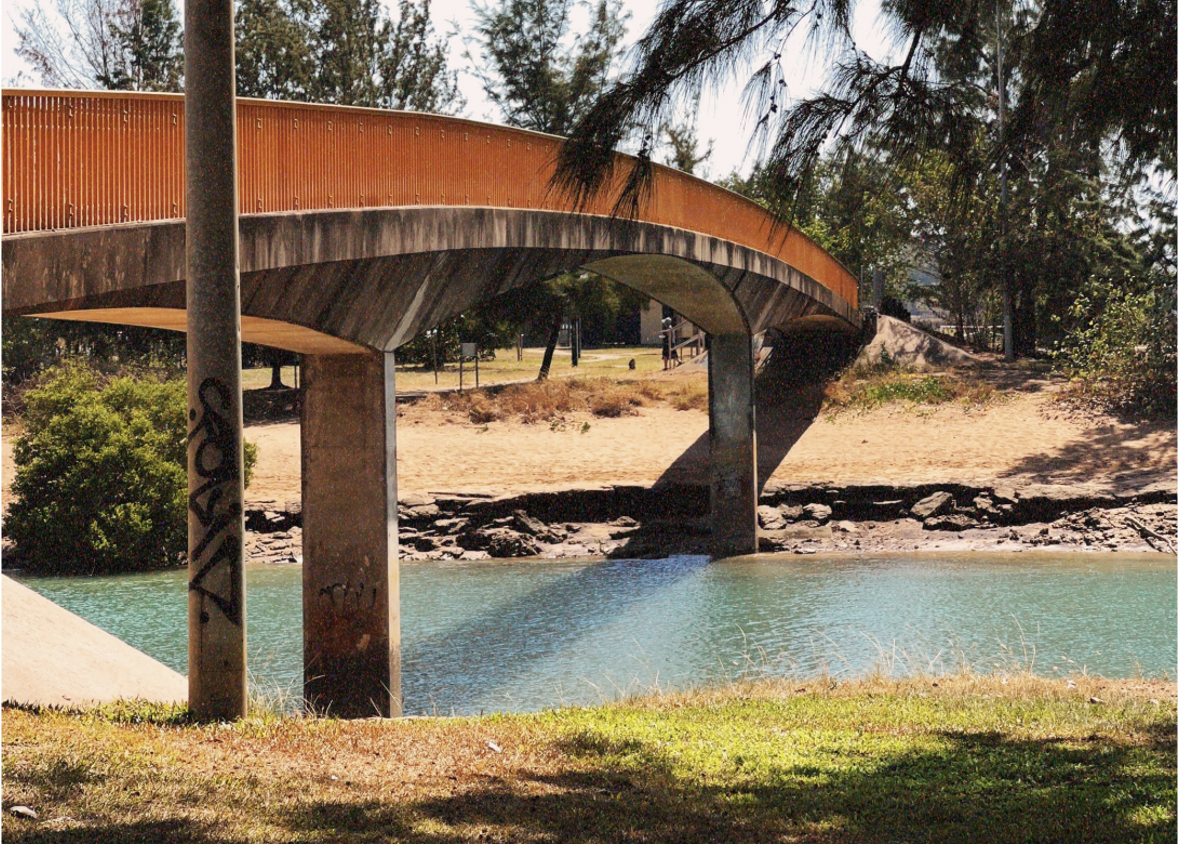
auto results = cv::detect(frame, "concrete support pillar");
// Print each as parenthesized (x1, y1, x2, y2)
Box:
(185, 0, 246, 720)
(301, 351, 400, 717)
(708, 334, 758, 557)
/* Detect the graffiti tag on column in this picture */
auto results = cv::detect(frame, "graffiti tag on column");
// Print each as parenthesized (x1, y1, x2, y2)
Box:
(187, 377, 243, 627)
(318, 580, 380, 617)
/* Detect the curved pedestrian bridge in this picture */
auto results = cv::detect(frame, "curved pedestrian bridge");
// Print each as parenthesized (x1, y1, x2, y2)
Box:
(2, 90, 857, 348)
(2, 89, 862, 717)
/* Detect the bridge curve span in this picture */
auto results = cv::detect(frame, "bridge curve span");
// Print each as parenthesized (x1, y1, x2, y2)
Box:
(2, 89, 858, 349)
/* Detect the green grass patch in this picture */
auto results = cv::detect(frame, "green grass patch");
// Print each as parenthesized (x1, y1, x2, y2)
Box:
(824, 364, 999, 414)
(3, 675, 1174, 843)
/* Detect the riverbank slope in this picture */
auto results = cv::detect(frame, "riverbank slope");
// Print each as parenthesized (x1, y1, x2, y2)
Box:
(1, 575, 186, 708)
(236, 360, 1176, 560)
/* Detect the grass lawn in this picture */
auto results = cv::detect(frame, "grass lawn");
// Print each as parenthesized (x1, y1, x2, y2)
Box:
(3, 674, 1174, 843)
(240, 347, 669, 395)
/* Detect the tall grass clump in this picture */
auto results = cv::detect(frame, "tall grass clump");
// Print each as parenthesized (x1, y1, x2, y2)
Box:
(823, 360, 995, 413)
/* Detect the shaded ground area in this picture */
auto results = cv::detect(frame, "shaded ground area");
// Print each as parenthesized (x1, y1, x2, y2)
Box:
(2, 676, 1174, 843)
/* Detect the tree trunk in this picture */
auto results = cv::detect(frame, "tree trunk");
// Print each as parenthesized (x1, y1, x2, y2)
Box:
(537, 311, 563, 381)
(267, 351, 287, 389)
(1012, 276, 1037, 357)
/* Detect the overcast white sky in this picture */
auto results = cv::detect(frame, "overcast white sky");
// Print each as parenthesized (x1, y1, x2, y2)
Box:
(1, 0, 894, 178)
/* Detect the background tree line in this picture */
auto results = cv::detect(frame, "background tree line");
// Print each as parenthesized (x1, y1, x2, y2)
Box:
(554, 0, 1173, 416)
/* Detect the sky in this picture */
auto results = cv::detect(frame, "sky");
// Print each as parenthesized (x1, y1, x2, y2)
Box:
(0, 0, 895, 178)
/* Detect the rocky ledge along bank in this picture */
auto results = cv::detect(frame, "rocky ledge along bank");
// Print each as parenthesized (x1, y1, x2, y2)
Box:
(4, 480, 1174, 568)
(244, 480, 1177, 562)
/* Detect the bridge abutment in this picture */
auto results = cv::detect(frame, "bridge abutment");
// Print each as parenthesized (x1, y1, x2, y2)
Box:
(708, 334, 759, 557)
(301, 351, 401, 717)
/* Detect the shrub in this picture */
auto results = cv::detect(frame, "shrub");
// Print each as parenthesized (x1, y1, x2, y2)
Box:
(588, 385, 643, 417)
(1055, 281, 1177, 418)
(5, 363, 256, 575)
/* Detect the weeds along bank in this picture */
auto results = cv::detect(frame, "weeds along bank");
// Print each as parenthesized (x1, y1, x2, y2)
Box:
(2, 674, 1175, 843)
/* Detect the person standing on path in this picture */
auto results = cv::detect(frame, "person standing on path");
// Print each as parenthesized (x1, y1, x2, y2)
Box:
(661, 316, 673, 370)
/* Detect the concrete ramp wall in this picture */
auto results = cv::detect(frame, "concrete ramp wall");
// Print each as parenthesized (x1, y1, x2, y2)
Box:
(1, 574, 186, 708)
(857, 315, 982, 369)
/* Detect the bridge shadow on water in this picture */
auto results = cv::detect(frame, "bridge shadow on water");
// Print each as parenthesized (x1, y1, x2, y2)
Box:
(400, 554, 712, 715)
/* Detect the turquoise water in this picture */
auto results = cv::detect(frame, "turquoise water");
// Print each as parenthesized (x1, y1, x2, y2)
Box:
(13, 553, 1176, 715)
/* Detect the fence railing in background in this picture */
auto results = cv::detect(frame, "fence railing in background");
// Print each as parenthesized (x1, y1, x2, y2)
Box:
(3, 89, 859, 309)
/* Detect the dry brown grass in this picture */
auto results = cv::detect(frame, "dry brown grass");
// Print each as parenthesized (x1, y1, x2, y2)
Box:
(404, 375, 708, 424)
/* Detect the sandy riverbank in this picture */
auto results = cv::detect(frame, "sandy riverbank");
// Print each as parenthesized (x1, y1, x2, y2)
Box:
(3, 364, 1175, 560)
(236, 369, 1174, 503)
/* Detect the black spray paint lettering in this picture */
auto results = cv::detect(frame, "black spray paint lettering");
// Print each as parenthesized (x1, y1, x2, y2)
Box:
(319, 581, 380, 615)
(187, 377, 243, 626)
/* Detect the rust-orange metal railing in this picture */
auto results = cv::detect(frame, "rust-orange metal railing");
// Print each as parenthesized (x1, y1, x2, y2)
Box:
(2, 89, 858, 307)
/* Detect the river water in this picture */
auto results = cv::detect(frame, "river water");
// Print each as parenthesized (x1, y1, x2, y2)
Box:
(13, 553, 1176, 715)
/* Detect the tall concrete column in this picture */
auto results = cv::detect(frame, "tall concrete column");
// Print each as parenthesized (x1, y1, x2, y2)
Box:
(708, 333, 758, 557)
(301, 351, 401, 717)
(185, 0, 246, 720)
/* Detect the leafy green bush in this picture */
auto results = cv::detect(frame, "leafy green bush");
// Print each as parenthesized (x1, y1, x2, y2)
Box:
(5, 363, 256, 575)
(1056, 280, 1177, 418)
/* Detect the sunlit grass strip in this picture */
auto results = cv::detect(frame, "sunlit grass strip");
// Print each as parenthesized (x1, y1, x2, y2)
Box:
(3, 674, 1174, 843)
